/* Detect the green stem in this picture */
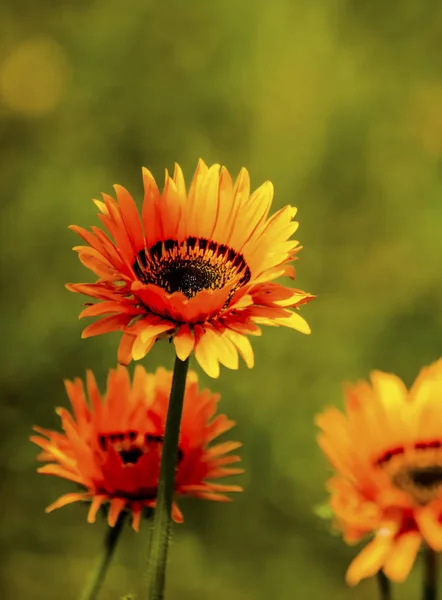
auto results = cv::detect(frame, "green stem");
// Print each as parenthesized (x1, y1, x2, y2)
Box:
(146, 356, 189, 600)
(376, 570, 391, 600)
(80, 513, 126, 600)
(423, 546, 438, 600)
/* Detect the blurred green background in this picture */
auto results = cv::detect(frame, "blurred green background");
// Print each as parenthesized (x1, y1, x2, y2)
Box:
(1, 0, 442, 598)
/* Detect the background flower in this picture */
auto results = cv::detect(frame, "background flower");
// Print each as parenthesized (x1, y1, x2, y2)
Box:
(31, 366, 243, 531)
(316, 359, 442, 585)
(67, 160, 315, 377)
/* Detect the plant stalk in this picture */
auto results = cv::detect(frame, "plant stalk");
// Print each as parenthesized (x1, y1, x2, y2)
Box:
(146, 356, 189, 600)
(376, 570, 391, 600)
(80, 512, 126, 600)
(423, 546, 438, 600)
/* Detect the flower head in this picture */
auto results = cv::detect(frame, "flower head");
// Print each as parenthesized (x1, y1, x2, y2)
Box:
(316, 359, 442, 585)
(67, 160, 315, 377)
(31, 365, 243, 531)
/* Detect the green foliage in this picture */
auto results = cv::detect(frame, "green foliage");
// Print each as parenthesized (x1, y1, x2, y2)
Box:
(1, 0, 442, 599)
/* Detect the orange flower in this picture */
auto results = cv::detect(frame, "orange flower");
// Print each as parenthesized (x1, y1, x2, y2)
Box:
(67, 160, 315, 378)
(316, 359, 442, 586)
(31, 366, 243, 531)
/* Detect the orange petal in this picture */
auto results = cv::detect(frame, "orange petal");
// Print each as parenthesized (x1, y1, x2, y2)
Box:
(207, 441, 242, 457)
(226, 319, 262, 337)
(173, 163, 187, 198)
(118, 332, 136, 365)
(108, 497, 126, 526)
(79, 301, 143, 319)
(114, 184, 144, 250)
(191, 491, 233, 502)
(186, 159, 210, 234)
(206, 414, 236, 441)
(45, 492, 89, 513)
(31, 439, 76, 469)
(131, 506, 142, 532)
(69, 225, 107, 255)
(233, 180, 273, 252)
(209, 466, 244, 477)
(87, 496, 106, 523)
(191, 483, 243, 493)
(193, 164, 221, 239)
(76, 247, 118, 279)
(316, 434, 354, 478)
(63, 377, 89, 425)
(211, 454, 242, 467)
(211, 165, 233, 240)
(97, 202, 134, 270)
(172, 502, 184, 523)
(159, 174, 182, 240)
(37, 464, 85, 485)
(223, 167, 250, 245)
(66, 282, 123, 301)
(81, 314, 131, 338)
(141, 167, 162, 246)
(86, 369, 103, 415)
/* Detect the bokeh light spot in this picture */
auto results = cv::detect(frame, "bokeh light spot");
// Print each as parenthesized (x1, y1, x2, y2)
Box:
(0, 37, 68, 116)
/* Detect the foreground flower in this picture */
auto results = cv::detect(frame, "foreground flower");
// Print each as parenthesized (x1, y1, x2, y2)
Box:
(67, 160, 315, 377)
(316, 359, 442, 585)
(31, 365, 243, 530)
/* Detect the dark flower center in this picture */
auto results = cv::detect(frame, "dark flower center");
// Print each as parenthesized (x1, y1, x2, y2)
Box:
(133, 237, 251, 300)
(98, 431, 183, 465)
(119, 447, 144, 464)
(376, 439, 442, 504)
(409, 466, 442, 489)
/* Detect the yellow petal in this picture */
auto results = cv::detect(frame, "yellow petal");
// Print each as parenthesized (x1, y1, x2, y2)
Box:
(224, 329, 254, 369)
(346, 534, 393, 586)
(370, 372, 407, 409)
(383, 533, 421, 582)
(194, 327, 220, 378)
(204, 325, 239, 370)
(273, 311, 311, 334)
(416, 506, 442, 550)
(132, 333, 157, 361)
(173, 324, 195, 361)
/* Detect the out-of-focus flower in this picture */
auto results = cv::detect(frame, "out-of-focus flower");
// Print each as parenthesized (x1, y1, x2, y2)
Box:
(316, 359, 442, 585)
(67, 160, 315, 377)
(31, 366, 243, 530)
